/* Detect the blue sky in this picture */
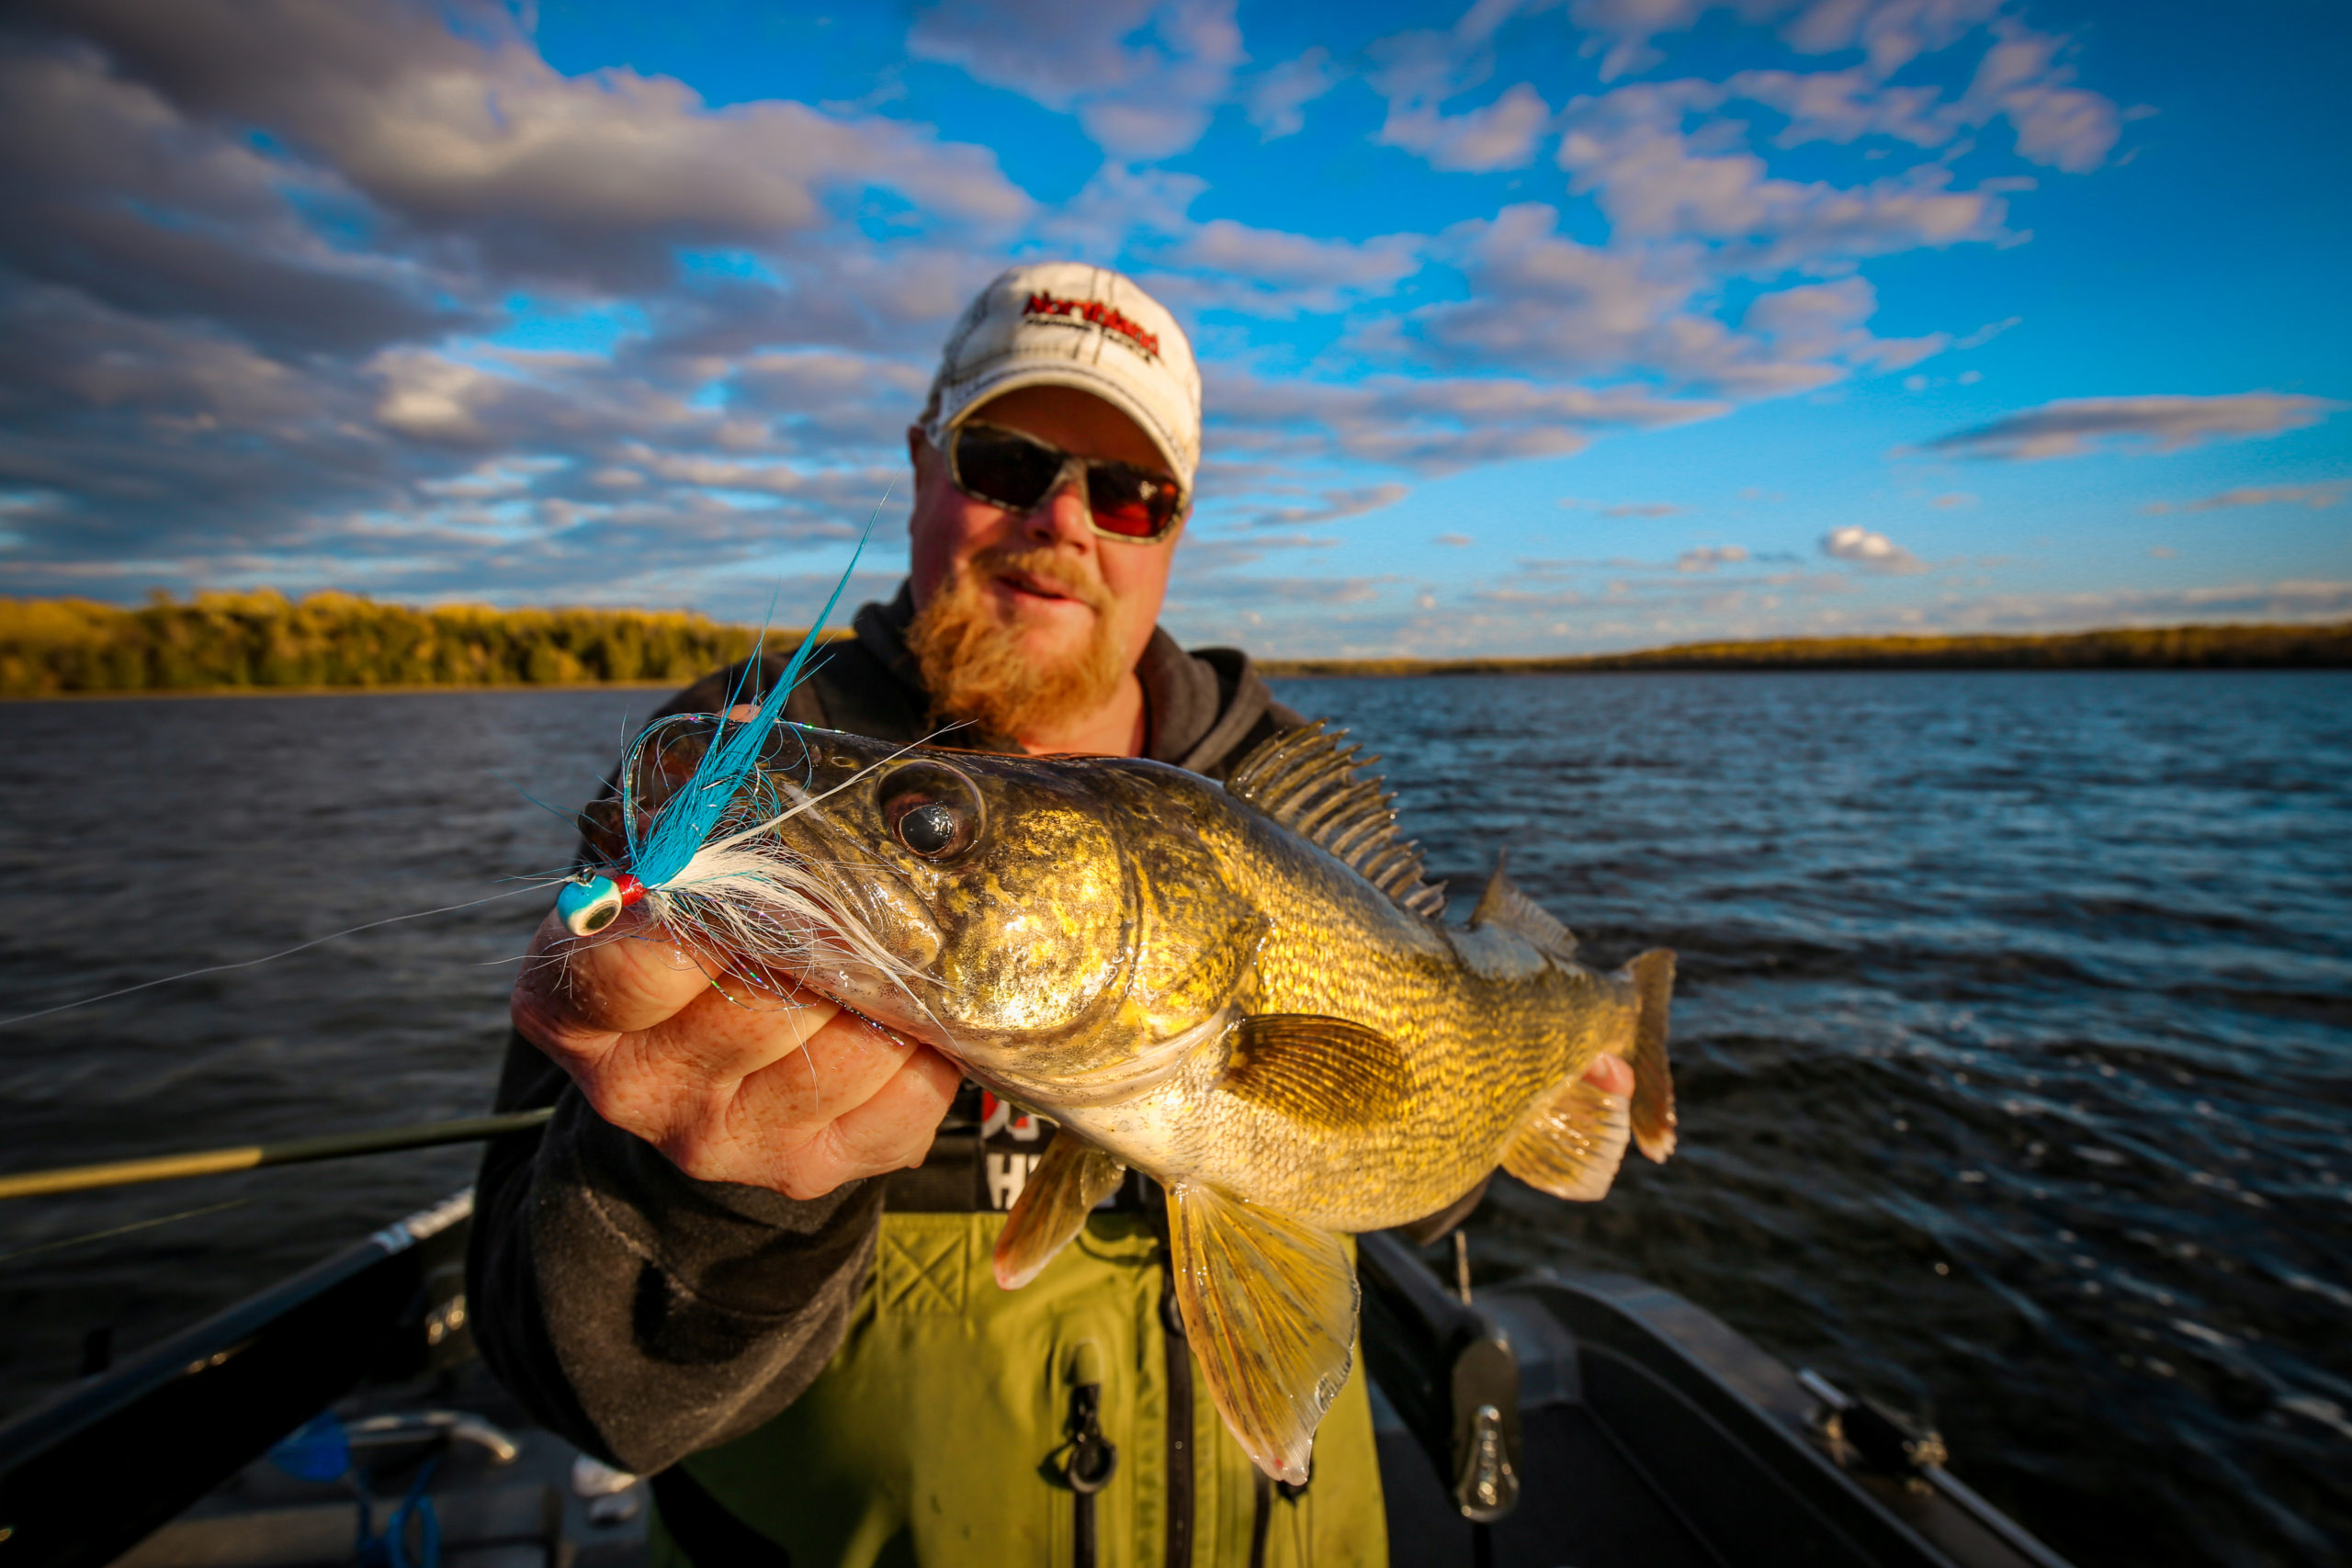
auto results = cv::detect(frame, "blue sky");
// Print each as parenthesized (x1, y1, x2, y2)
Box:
(1, 0, 2345, 655)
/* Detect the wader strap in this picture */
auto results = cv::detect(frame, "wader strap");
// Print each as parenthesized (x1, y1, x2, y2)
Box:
(650, 1464, 794, 1568)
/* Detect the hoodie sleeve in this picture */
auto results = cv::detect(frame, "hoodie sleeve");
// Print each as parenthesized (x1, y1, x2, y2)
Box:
(466, 1028, 884, 1474)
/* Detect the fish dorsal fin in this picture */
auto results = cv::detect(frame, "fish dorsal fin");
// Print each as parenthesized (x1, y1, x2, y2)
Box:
(1227, 721, 1446, 919)
(1470, 852, 1577, 960)
(993, 1131, 1128, 1291)
(1166, 1179, 1358, 1485)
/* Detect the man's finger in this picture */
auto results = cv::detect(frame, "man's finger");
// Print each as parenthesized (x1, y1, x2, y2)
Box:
(775, 1043, 963, 1198)
(514, 908, 719, 1045)
(613, 978, 843, 1094)
(1582, 1054, 1635, 1098)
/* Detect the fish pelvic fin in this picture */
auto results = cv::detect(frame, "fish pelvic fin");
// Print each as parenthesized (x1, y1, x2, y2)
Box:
(1468, 851, 1577, 960)
(1501, 1073, 1632, 1201)
(1166, 1180, 1358, 1486)
(992, 1132, 1128, 1291)
(1622, 947, 1678, 1162)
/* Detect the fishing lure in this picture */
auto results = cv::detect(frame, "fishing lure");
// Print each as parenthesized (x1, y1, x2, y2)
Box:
(548, 539, 916, 991)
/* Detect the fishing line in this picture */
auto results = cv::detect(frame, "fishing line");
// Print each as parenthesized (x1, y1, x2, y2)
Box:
(0, 881, 564, 1032)
(0, 1198, 248, 1266)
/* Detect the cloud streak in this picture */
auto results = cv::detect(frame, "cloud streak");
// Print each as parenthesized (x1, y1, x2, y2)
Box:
(1921, 395, 2343, 460)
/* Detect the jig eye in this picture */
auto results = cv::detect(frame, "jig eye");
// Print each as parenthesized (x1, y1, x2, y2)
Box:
(557, 875, 628, 936)
(879, 761, 984, 861)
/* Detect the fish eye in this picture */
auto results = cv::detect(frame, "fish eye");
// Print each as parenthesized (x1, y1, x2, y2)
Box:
(899, 802, 961, 855)
(879, 761, 984, 861)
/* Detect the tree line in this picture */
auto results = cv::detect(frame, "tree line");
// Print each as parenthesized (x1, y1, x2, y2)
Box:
(0, 592, 784, 696)
(5, 592, 2345, 697)
(1259, 621, 2352, 678)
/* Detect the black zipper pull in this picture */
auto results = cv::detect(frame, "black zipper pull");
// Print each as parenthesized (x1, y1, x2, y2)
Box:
(1059, 1343, 1117, 1568)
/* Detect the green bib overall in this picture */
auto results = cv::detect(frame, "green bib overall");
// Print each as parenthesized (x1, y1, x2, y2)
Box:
(653, 1209, 1388, 1568)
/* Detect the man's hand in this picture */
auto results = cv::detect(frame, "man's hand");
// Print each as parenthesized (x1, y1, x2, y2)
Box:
(512, 908, 962, 1200)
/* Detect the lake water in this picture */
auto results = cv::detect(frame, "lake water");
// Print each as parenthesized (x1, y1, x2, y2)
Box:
(1, 672, 2346, 1567)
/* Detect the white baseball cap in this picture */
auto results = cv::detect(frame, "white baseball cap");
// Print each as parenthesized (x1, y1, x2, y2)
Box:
(920, 263, 1201, 487)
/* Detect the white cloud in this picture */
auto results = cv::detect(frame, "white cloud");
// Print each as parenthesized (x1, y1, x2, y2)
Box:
(1245, 47, 1340, 140)
(1962, 20, 2123, 174)
(1245, 483, 1411, 528)
(1211, 367, 1729, 474)
(1382, 82, 1555, 172)
(1677, 544, 1749, 570)
(1387, 206, 1945, 395)
(2145, 481, 2348, 513)
(1159, 220, 1425, 313)
(1566, 0, 2006, 85)
(1923, 395, 2344, 460)
(908, 0, 1243, 160)
(1556, 82, 2011, 269)
(1822, 524, 1926, 572)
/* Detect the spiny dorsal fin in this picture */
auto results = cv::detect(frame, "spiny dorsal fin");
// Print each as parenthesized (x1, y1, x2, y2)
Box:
(1470, 852, 1577, 960)
(1227, 721, 1446, 919)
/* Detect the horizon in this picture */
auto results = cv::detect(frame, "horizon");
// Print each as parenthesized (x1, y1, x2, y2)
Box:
(0, 0, 2346, 658)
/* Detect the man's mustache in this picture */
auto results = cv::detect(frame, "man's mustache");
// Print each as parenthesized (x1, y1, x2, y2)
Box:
(968, 546, 1113, 613)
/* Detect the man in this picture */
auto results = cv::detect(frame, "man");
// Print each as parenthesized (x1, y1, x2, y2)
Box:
(469, 264, 1394, 1566)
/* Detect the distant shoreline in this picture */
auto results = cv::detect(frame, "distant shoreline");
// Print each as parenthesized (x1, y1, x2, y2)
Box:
(4, 593, 2346, 697)
(1257, 621, 2352, 677)
(0, 679, 693, 703)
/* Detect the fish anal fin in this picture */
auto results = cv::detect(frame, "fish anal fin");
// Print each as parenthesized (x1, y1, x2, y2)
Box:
(1623, 948, 1678, 1162)
(1469, 852, 1577, 961)
(1167, 1180, 1358, 1485)
(1226, 722, 1446, 920)
(1502, 1075, 1631, 1201)
(1221, 1014, 1410, 1132)
(992, 1133, 1128, 1291)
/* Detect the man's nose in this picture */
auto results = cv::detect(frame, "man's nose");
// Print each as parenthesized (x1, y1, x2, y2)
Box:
(1021, 471, 1095, 547)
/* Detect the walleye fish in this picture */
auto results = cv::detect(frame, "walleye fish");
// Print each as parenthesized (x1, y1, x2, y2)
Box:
(576, 715, 1676, 1484)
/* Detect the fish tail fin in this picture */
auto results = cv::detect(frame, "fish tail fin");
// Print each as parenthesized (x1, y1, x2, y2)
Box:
(1499, 946, 1677, 1200)
(1623, 947, 1677, 1162)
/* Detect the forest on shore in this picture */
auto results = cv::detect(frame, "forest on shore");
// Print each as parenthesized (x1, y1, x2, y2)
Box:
(0, 592, 776, 696)
(2, 592, 2346, 697)
(1258, 620, 2352, 677)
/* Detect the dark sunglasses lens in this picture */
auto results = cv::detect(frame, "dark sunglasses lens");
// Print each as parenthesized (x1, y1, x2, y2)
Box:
(954, 427, 1062, 511)
(1086, 465, 1182, 538)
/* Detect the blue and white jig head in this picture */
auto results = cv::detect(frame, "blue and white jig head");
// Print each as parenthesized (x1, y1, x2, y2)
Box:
(556, 871, 645, 937)
(556, 529, 865, 945)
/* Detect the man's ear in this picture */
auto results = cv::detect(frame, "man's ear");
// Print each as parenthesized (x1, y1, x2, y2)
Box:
(907, 423, 934, 472)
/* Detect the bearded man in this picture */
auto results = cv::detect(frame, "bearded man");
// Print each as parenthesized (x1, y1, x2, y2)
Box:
(469, 265, 1396, 1566)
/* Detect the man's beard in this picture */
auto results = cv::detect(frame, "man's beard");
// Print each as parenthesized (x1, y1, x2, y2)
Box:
(905, 546, 1132, 744)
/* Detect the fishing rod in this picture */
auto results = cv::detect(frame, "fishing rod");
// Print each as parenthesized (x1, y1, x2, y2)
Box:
(0, 1109, 553, 1201)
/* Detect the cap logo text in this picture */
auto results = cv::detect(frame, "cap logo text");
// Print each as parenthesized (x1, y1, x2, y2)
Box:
(1022, 291, 1160, 361)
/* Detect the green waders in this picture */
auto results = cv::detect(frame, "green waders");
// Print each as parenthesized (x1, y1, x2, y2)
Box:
(653, 1209, 1389, 1567)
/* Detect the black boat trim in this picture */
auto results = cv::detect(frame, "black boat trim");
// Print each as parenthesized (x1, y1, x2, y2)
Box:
(0, 1193, 469, 1568)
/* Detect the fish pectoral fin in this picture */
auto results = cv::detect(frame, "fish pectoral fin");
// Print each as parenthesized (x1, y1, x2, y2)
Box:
(1166, 1180, 1358, 1486)
(1502, 1072, 1632, 1201)
(991, 1133, 1128, 1291)
(1219, 1014, 1410, 1132)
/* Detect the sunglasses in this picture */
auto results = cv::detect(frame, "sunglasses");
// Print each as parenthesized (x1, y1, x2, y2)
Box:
(946, 422, 1187, 543)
